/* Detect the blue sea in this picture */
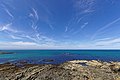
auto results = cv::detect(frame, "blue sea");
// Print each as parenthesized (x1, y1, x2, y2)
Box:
(0, 50, 120, 64)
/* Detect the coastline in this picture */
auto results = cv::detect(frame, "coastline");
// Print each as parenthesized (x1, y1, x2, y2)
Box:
(0, 60, 120, 80)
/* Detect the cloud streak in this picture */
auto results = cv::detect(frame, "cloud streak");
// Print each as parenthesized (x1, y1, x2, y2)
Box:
(48, 24, 54, 30)
(95, 38, 120, 46)
(81, 22, 88, 29)
(4, 8, 14, 19)
(72, 22, 88, 35)
(73, 0, 96, 14)
(0, 41, 40, 49)
(0, 23, 17, 33)
(65, 26, 68, 32)
(32, 8, 39, 20)
(9, 35, 23, 40)
(92, 17, 120, 40)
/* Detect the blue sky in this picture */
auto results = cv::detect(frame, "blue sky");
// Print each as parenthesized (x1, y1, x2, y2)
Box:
(0, 0, 120, 49)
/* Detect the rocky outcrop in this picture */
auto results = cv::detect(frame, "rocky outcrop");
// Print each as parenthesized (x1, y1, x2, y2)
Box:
(0, 51, 14, 54)
(0, 60, 120, 80)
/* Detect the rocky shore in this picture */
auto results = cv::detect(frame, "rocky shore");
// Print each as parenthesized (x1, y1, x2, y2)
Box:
(0, 60, 120, 80)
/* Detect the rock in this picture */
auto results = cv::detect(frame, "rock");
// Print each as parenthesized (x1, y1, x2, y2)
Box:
(69, 60, 103, 67)
(42, 59, 54, 62)
(0, 60, 120, 80)
(69, 60, 88, 63)
(19, 60, 28, 64)
(0, 51, 14, 54)
(110, 64, 120, 73)
(116, 77, 120, 80)
(86, 60, 103, 67)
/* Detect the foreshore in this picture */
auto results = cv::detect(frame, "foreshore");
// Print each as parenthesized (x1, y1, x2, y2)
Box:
(0, 60, 120, 80)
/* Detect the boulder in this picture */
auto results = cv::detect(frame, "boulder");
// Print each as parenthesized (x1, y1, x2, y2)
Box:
(110, 64, 120, 73)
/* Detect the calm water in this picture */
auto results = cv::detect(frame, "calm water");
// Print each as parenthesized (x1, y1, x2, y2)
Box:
(0, 50, 120, 64)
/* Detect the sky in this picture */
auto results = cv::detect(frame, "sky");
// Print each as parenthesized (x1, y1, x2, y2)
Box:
(0, 0, 120, 49)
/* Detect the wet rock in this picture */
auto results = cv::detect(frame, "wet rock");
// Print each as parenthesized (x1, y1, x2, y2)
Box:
(42, 59, 54, 62)
(19, 60, 28, 64)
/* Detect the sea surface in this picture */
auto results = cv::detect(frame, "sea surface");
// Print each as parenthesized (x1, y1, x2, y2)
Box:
(0, 50, 120, 64)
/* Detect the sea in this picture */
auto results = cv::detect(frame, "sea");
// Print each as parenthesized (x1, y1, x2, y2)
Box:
(0, 50, 120, 64)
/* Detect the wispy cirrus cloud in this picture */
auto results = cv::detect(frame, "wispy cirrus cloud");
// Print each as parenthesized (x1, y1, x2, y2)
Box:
(4, 8, 14, 19)
(65, 26, 68, 32)
(72, 22, 88, 35)
(95, 37, 120, 46)
(0, 41, 67, 49)
(31, 8, 39, 20)
(0, 23, 17, 33)
(29, 8, 39, 31)
(48, 24, 54, 30)
(94, 37, 112, 42)
(73, 0, 96, 14)
(20, 33, 56, 45)
(91, 17, 120, 40)
(65, 0, 96, 34)
(9, 35, 23, 40)
(81, 22, 88, 29)
(0, 41, 40, 49)
(0, 2, 14, 19)
(0, 22, 56, 47)
(29, 7, 54, 31)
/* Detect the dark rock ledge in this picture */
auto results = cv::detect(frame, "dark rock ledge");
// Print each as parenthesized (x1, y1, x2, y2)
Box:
(0, 51, 14, 54)
(0, 60, 120, 80)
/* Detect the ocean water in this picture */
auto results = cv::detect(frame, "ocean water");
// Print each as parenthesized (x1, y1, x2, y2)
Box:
(0, 50, 120, 64)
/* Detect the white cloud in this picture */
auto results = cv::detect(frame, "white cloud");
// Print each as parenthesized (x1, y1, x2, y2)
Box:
(97, 17, 120, 33)
(94, 38, 112, 42)
(92, 17, 120, 40)
(29, 8, 39, 30)
(32, 8, 39, 20)
(21, 34, 57, 46)
(0, 41, 40, 49)
(0, 41, 58, 49)
(48, 24, 54, 30)
(95, 38, 120, 46)
(65, 26, 68, 32)
(1, 39, 120, 49)
(72, 22, 88, 35)
(73, 0, 96, 14)
(0, 23, 17, 33)
(26, 35, 38, 42)
(12, 41, 38, 46)
(29, 13, 34, 18)
(10, 35, 22, 40)
(81, 22, 88, 29)
(4, 8, 14, 19)
(0, 3, 14, 19)
(77, 17, 83, 23)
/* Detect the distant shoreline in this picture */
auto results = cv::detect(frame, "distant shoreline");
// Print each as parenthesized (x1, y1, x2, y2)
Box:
(0, 51, 14, 54)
